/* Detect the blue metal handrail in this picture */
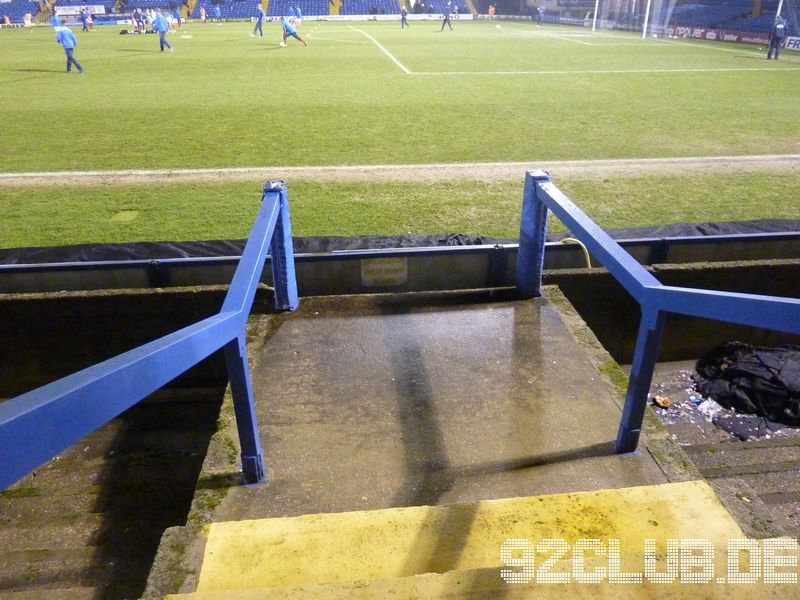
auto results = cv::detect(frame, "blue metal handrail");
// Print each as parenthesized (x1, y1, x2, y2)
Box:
(0, 181, 298, 491)
(516, 170, 800, 453)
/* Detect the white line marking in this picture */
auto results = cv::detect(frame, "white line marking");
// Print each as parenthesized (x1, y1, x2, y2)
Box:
(412, 66, 799, 75)
(503, 30, 644, 46)
(655, 37, 800, 63)
(499, 23, 634, 40)
(546, 34, 594, 46)
(654, 37, 762, 55)
(1, 154, 798, 182)
(349, 26, 411, 74)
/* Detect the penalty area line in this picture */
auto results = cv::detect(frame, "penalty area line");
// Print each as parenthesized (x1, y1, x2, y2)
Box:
(349, 26, 412, 74)
(412, 66, 800, 75)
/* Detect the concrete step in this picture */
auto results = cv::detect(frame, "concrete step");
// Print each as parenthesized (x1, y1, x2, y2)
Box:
(9, 453, 207, 491)
(0, 514, 104, 551)
(0, 492, 101, 521)
(684, 442, 800, 476)
(178, 481, 747, 595)
(168, 565, 800, 599)
(201, 292, 669, 526)
(2, 387, 221, 598)
(0, 488, 194, 522)
(0, 587, 96, 599)
(682, 442, 800, 505)
(0, 547, 100, 591)
(681, 439, 800, 538)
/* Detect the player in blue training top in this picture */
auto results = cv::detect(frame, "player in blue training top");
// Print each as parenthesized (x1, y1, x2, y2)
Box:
(153, 9, 173, 53)
(55, 19, 84, 73)
(212, 4, 222, 25)
(280, 15, 307, 46)
(440, 1, 453, 31)
(767, 14, 789, 60)
(294, 5, 302, 29)
(252, 3, 265, 37)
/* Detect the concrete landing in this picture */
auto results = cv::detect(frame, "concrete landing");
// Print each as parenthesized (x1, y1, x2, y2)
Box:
(212, 288, 667, 522)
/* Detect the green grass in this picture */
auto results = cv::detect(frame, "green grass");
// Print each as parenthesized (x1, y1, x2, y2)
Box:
(1, 21, 798, 248)
(1, 21, 799, 172)
(1, 171, 796, 248)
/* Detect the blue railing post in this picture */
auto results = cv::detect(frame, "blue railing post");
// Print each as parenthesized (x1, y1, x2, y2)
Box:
(220, 180, 299, 484)
(516, 170, 551, 298)
(615, 304, 666, 453)
(515, 175, 799, 455)
(224, 332, 266, 484)
(1, 181, 299, 491)
(267, 181, 299, 312)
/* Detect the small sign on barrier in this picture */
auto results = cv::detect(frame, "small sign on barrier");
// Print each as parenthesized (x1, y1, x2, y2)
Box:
(361, 258, 408, 287)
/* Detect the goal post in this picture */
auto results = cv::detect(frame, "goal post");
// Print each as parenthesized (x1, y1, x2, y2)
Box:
(581, 0, 798, 42)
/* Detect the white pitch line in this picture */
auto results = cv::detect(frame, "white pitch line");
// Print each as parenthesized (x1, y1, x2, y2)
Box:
(349, 26, 411, 74)
(504, 30, 594, 45)
(505, 30, 651, 46)
(546, 34, 594, 46)
(1, 154, 798, 182)
(499, 23, 634, 41)
(412, 66, 800, 75)
(655, 38, 800, 64)
(654, 37, 763, 56)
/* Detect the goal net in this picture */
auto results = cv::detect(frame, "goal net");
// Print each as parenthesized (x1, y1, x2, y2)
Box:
(583, 0, 798, 41)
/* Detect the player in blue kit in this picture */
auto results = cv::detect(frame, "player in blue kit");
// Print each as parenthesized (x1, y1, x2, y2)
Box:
(252, 3, 265, 37)
(153, 9, 173, 53)
(55, 20, 84, 73)
(440, 1, 453, 31)
(280, 16, 307, 46)
(767, 14, 789, 60)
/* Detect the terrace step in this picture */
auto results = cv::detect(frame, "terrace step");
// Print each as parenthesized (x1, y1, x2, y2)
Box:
(681, 437, 800, 538)
(0, 548, 100, 591)
(0, 398, 222, 598)
(0, 515, 104, 551)
(169, 481, 751, 598)
(0, 587, 96, 599)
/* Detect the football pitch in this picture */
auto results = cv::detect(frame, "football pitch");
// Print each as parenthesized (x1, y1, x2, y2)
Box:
(1, 20, 799, 247)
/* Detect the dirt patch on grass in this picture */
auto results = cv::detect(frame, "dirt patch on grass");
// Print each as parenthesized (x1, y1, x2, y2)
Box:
(1, 155, 799, 187)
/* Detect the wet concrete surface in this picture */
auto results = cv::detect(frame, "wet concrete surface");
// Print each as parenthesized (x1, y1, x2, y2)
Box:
(213, 290, 667, 522)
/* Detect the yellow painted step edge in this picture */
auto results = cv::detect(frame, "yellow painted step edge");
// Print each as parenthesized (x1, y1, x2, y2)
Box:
(191, 481, 757, 593)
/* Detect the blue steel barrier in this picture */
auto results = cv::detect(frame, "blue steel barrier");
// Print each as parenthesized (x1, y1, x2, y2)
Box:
(0, 181, 298, 491)
(516, 170, 800, 453)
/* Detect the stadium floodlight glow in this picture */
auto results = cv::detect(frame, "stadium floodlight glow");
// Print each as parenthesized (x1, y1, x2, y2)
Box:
(642, 0, 653, 38)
